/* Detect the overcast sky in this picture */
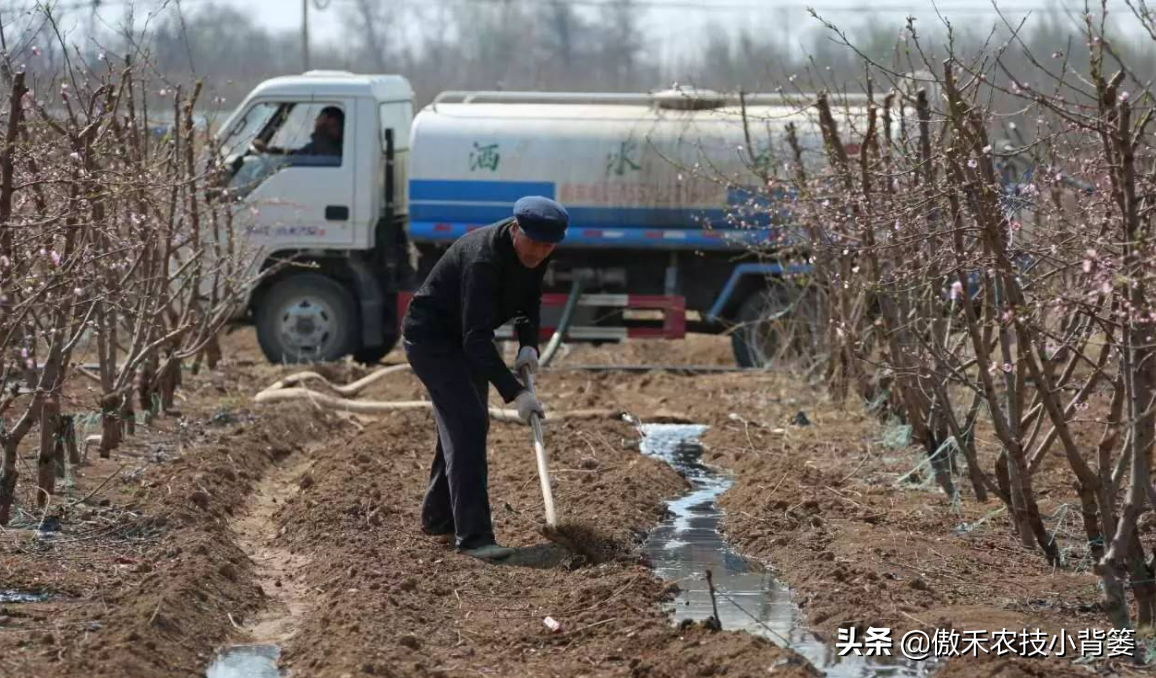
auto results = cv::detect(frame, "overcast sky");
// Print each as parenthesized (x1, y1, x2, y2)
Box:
(41, 0, 1136, 64)
(212, 0, 1107, 43)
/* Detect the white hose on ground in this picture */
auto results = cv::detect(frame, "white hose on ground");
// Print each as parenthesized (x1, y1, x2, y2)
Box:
(252, 386, 621, 424)
(262, 362, 412, 397)
(263, 277, 580, 402)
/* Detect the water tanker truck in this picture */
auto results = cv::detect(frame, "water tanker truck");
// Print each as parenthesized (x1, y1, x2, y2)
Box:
(216, 71, 846, 366)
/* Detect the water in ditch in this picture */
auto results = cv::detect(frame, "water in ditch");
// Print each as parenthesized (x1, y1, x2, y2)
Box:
(638, 424, 937, 678)
(0, 589, 56, 603)
(205, 644, 283, 678)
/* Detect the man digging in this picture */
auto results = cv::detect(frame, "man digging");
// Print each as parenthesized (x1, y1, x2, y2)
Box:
(401, 196, 568, 561)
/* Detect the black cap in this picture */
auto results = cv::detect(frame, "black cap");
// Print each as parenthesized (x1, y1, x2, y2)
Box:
(513, 196, 568, 244)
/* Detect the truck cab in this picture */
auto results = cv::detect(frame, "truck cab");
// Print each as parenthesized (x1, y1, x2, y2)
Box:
(216, 70, 413, 363)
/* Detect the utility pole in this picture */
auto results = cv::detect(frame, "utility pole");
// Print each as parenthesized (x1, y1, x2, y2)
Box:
(301, 0, 310, 72)
(89, 0, 101, 45)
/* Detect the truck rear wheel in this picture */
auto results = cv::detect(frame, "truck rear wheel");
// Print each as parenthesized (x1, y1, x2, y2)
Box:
(731, 283, 821, 369)
(256, 273, 359, 364)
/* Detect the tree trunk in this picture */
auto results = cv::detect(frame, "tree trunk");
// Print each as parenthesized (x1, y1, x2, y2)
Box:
(159, 356, 180, 413)
(1100, 560, 1131, 629)
(64, 416, 80, 466)
(139, 356, 156, 414)
(121, 388, 136, 437)
(1076, 480, 1106, 562)
(995, 452, 1012, 513)
(54, 426, 66, 480)
(963, 446, 989, 503)
(99, 393, 122, 458)
(205, 333, 222, 370)
(1127, 533, 1156, 626)
(37, 398, 59, 507)
(0, 437, 20, 526)
(1007, 443, 1058, 563)
(926, 434, 957, 499)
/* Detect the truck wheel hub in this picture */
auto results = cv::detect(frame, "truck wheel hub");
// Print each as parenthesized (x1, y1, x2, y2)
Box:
(279, 297, 335, 352)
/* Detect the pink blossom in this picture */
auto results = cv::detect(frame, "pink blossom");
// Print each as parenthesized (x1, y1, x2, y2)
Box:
(30, 46, 40, 57)
(0, 255, 8, 267)
(25, 358, 34, 370)
(967, 158, 978, 169)
(1120, 91, 1130, 102)
(50, 250, 61, 266)
(949, 281, 963, 300)
(1003, 363, 1014, 373)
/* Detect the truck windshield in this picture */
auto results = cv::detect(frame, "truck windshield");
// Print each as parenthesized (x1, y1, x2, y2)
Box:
(219, 102, 282, 159)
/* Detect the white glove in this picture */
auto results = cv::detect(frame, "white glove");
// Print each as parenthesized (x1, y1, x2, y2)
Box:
(515, 346, 539, 375)
(514, 390, 545, 424)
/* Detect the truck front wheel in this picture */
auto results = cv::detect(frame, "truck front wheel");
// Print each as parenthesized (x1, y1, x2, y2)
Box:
(731, 283, 821, 369)
(256, 273, 359, 364)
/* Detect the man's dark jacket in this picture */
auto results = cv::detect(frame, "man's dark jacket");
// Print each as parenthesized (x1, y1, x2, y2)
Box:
(402, 219, 547, 402)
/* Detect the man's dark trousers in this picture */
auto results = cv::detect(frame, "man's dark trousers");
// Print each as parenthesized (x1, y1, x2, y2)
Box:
(404, 339, 495, 550)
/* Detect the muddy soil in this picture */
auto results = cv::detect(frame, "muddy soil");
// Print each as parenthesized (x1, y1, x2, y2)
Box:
(1, 332, 814, 678)
(698, 378, 1152, 677)
(1, 330, 1151, 678)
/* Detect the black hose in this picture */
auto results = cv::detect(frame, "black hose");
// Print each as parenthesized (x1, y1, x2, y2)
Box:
(540, 279, 583, 368)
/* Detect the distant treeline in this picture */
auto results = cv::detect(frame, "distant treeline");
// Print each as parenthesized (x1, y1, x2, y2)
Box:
(7, 1, 1154, 111)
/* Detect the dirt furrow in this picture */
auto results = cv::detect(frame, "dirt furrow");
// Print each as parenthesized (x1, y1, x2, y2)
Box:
(269, 409, 818, 678)
(227, 443, 321, 647)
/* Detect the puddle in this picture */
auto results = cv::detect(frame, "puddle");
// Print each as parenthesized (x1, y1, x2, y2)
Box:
(0, 589, 55, 603)
(638, 424, 936, 678)
(205, 644, 283, 678)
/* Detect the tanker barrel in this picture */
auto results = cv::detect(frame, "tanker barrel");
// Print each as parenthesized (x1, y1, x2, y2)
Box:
(431, 89, 872, 110)
(433, 91, 654, 107)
